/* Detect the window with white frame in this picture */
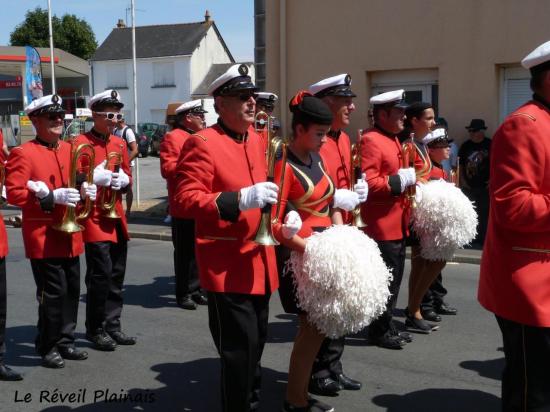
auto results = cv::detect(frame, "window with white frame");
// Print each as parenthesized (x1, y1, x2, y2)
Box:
(500, 66, 531, 122)
(106, 64, 127, 88)
(152, 61, 175, 87)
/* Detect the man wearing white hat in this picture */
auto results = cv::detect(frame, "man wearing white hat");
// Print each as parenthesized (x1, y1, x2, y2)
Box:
(73, 90, 136, 351)
(360, 90, 416, 350)
(308, 73, 364, 396)
(479, 40, 550, 410)
(173, 64, 300, 412)
(159, 100, 208, 310)
(6, 95, 96, 368)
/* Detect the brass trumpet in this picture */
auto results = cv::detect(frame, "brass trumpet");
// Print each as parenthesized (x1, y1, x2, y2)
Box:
(100, 151, 122, 219)
(350, 130, 367, 228)
(254, 136, 288, 246)
(401, 141, 431, 208)
(52, 143, 95, 233)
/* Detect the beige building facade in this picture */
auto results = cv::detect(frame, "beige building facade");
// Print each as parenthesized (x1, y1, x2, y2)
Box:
(264, 0, 550, 142)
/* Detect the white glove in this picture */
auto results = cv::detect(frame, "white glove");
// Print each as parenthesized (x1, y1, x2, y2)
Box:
(1, 185, 6, 200)
(27, 180, 50, 199)
(53, 188, 81, 207)
(397, 168, 416, 192)
(239, 182, 279, 211)
(414, 183, 423, 204)
(80, 182, 97, 201)
(93, 161, 112, 187)
(354, 173, 368, 203)
(111, 168, 130, 191)
(281, 210, 302, 239)
(333, 189, 360, 211)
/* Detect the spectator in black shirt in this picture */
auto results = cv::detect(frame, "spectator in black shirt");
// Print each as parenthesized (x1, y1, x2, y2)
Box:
(459, 118, 491, 246)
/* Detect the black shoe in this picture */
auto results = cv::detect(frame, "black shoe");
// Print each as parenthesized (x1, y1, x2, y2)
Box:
(396, 331, 413, 343)
(58, 346, 88, 360)
(0, 364, 23, 381)
(308, 396, 335, 412)
(86, 330, 117, 351)
(281, 401, 309, 412)
(405, 313, 438, 334)
(108, 331, 137, 345)
(308, 377, 342, 397)
(369, 334, 406, 349)
(177, 295, 197, 310)
(42, 348, 65, 369)
(334, 373, 361, 390)
(421, 309, 442, 322)
(435, 302, 458, 315)
(192, 294, 208, 305)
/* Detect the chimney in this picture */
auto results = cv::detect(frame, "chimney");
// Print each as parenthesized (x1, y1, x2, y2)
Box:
(116, 19, 126, 28)
(204, 10, 211, 22)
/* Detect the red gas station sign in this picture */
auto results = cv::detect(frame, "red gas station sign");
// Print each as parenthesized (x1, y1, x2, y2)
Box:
(0, 76, 22, 89)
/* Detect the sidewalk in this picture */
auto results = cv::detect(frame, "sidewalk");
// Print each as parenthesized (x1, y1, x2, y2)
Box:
(1, 206, 483, 265)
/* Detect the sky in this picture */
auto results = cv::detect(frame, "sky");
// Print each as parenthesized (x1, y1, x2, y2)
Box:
(0, 0, 255, 61)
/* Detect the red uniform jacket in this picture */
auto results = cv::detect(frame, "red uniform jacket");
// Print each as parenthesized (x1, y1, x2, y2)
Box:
(273, 151, 334, 242)
(360, 128, 409, 241)
(0, 215, 7, 258)
(0, 130, 6, 163)
(73, 132, 131, 243)
(428, 163, 448, 181)
(172, 124, 278, 295)
(159, 128, 192, 219)
(479, 99, 550, 327)
(320, 132, 351, 225)
(6, 140, 83, 259)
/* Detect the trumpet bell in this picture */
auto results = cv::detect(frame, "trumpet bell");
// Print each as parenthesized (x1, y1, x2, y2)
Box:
(103, 205, 121, 219)
(52, 217, 83, 233)
(254, 210, 279, 246)
(352, 209, 367, 228)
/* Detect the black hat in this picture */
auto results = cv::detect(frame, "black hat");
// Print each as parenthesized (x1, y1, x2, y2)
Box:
(465, 119, 487, 131)
(289, 91, 333, 125)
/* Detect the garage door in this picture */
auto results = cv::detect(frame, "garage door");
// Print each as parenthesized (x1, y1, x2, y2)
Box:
(501, 67, 531, 122)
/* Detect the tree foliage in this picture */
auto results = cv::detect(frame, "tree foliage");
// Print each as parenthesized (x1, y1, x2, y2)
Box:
(10, 7, 97, 60)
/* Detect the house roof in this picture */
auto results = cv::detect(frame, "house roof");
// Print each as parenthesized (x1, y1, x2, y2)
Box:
(91, 20, 234, 61)
(192, 62, 253, 96)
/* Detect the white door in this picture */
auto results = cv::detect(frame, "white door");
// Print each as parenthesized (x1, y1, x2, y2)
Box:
(500, 67, 531, 122)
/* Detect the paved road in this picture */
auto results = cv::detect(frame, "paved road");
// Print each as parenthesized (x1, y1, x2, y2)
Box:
(0, 228, 501, 412)
(132, 155, 166, 205)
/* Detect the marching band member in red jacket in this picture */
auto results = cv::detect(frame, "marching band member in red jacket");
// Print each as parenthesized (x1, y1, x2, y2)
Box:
(73, 90, 135, 351)
(6, 95, 96, 368)
(160, 100, 208, 310)
(308, 73, 362, 396)
(479, 40, 550, 411)
(173, 64, 291, 412)
(360, 90, 415, 350)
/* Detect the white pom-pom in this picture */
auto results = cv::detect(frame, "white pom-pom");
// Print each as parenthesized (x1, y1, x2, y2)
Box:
(412, 180, 477, 261)
(289, 225, 392, 338)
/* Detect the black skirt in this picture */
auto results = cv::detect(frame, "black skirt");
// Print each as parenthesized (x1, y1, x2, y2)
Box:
(275, 245, 304, 315)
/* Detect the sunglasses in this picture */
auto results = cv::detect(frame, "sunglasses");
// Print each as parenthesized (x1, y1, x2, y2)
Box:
(47, 112, 65, 121)
(95, 111, 124, 121)
(227, 92, 258, 102)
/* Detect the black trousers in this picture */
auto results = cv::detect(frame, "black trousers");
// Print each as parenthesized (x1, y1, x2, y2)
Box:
(368, 239, 406, 339)
(464, 187, 489, 245)
(171, 218, 201, 299)
(85, 225, 128, 334)
(0, 258, 6, 361)
(30, 257, 80, 356)
(496, 315, 550, 412)
(207, 291, 270, 412)
(311, 337, 344, 378)
(421, 272, 448, 311)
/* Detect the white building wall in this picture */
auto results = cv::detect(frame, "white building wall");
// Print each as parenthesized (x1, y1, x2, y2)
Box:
(91, 56, 191, 125)
(190, 26, 232, 94)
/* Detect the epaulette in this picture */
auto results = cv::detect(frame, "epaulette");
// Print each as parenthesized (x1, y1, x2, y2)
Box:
(510, 113, 536, 121)
(193, 133, 207, 142)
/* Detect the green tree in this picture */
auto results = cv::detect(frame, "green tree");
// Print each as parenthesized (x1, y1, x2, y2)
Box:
(10, 7, 98, 60)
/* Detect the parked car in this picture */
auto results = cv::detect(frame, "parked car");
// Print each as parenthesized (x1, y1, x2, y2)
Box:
(136, 123, 159, 157)
(150, 124, 168, 156)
